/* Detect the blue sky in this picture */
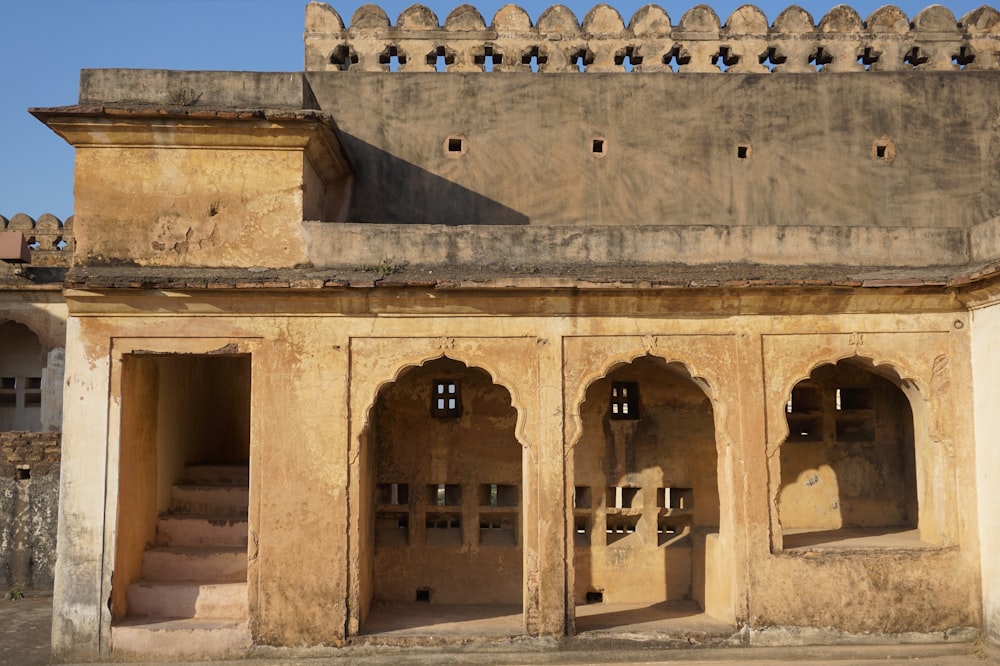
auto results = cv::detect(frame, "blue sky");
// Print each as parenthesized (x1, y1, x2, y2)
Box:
(0, 0, 986, 220)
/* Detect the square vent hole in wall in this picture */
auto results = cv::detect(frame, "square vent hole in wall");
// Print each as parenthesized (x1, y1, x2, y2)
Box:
(835, 388, 873, 441)
(872, 137, 896, 163)
(658, 487, 693, 512)
(376, 483, 410, 545)
(425, 513, 462, 546)
(479, 515, 517, 546)
(574, 516, 591, 547)
(786, 384, 823, 442)
(428, 483, 462, 506)
(425, 484, 463, 545)
(607, 486, 641, 509)
(444, 135, 466, 158)
(479, 483, 518, 507)
(24, 377, 41, 405)
(606, 514, 639, 545)
(836, 414, 874, 442)
(787, 385, 821, 413)
(657, 518, 691, 547)
(837, 387, 871, 410)
(0, 377, 15, 405)
(377, 482, 409, 506)
(375, 512, 409, 546)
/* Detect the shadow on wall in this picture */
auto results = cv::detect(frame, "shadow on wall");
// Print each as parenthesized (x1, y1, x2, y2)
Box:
(338, 133, 529, 226)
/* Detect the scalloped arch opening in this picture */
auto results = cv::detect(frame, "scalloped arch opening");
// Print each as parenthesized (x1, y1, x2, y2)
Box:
(571, 353, 720, 610)
(776, 357, 920, 550)
(360, 354, 525, 612)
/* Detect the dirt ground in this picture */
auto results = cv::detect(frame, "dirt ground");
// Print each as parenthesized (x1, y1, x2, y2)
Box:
(3, 595, 996, 665)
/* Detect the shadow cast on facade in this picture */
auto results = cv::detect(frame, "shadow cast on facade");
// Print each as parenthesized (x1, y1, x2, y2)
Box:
(337, 133, 529, 226)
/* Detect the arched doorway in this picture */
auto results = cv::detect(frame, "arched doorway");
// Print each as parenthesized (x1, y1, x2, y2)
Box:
(778, 359, 918, 548)
(572, 355, 721, 631)
(360, 357, 523, 635)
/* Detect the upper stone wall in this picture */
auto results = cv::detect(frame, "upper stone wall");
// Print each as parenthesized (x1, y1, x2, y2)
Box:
(305, 2, 1000, 72)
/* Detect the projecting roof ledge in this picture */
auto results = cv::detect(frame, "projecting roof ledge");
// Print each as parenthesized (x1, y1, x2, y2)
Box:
(78, 69, 317, 110)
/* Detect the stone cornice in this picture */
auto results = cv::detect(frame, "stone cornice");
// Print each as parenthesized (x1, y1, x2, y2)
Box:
(30, 106, 342, 151)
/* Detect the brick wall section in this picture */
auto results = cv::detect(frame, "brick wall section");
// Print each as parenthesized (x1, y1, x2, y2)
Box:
(0, 431, 61, 478)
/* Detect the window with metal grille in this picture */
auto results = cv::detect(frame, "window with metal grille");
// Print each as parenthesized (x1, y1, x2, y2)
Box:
(431, 379, 462, 418)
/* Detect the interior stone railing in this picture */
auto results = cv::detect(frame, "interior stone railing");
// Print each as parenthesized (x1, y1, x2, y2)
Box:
(304, 2, 1000, 73)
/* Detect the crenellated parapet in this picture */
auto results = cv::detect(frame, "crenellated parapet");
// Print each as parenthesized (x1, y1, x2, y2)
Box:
(305, 2, 1000, 72)
(1, 214, 75, 267)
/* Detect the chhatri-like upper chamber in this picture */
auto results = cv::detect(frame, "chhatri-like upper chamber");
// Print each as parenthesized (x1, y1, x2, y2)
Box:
(305, 2, 1000, 72)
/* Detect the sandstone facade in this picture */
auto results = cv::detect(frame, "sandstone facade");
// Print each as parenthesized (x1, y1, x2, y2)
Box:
(10, 2, 1000, 661)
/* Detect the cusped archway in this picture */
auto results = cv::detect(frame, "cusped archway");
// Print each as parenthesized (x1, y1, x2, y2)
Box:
(571, 355, 721, 629)
(359, 356, 524, 634)
(777, 358, 919, 548)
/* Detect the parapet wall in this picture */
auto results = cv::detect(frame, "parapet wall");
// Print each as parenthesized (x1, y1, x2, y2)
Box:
(306, 2, 1000, 73)
(1, 214, 74, 269)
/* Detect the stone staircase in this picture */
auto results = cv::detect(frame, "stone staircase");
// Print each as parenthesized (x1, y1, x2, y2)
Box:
(112, 464, 252, 659)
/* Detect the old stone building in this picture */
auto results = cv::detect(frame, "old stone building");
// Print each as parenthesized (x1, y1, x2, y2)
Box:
(0, 215, 70, 597)
(19, 1, 1000, 661)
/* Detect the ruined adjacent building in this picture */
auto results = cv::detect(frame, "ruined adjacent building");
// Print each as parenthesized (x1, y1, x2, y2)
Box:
(0, 215, 69, 596)
(14, 1, 1000, 661)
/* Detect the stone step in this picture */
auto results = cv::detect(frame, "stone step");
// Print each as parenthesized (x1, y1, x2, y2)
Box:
(170, 484, 249, 515)
(156, 515, 248, 548)
(180, 464, 249, 487)
(112, 617, 251, 660)
(127, 581, 248, 620)
(141, 547, 247, 582)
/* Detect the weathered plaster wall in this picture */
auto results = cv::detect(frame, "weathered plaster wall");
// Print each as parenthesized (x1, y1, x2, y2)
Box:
(79, 69, 314, 110)
(307, 72, 1000, 229)
(72, 146, 310, 268)
(51, 294, 982, 660)
(972, 301, 1000, 644)
(0, 432, 60, 592)
(305, 222, 971, 270)
(112, 357, 159, 621)
(51, 316, 109, 661)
